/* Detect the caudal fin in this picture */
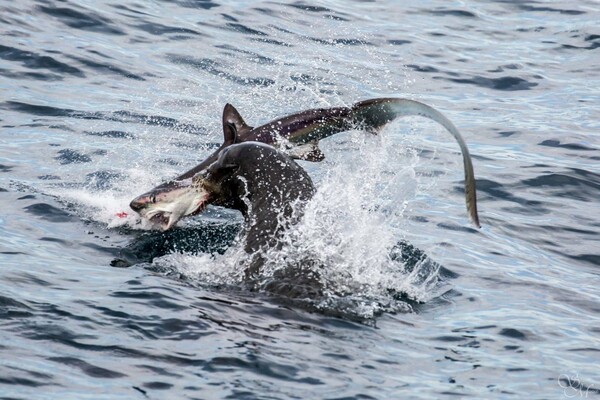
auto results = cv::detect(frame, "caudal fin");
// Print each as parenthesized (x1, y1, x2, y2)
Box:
(352, 98, 480, 228)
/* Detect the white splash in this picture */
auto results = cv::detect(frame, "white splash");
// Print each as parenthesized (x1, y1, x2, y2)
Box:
(152, 127, 448, 318)
(41, 22, 449, 317)
(48, 167, 166, 230)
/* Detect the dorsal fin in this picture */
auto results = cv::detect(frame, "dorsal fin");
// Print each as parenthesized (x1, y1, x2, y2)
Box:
(222, 103, 253, 144)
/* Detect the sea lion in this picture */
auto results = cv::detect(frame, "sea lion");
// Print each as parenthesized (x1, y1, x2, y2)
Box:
(160, 142, 314, 276)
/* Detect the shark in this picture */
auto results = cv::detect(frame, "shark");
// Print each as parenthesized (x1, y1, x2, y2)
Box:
(129, 98, 480, 229)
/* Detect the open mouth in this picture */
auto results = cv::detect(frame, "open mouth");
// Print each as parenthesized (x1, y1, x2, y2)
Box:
(141, 190, 211, 231)
(149, 212, 171, 228)
(129, 175, 215, 231)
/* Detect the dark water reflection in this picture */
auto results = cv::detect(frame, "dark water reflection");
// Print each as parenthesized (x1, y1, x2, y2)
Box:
(1, 0, 599, 398)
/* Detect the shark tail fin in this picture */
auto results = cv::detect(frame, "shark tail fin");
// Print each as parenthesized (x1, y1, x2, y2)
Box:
(352, 98, 480, 228)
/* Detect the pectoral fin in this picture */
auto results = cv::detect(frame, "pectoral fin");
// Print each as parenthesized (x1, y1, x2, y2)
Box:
(288, 142, 325, 162)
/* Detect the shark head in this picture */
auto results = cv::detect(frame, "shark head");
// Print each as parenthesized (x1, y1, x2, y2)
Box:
(129, 178, 212, 231)
(129, 103, 254, 230)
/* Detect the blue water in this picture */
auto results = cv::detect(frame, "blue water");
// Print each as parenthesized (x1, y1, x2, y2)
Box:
(1, 1, 599, 398)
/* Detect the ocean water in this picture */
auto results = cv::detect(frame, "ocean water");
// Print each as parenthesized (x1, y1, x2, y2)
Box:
(1, 0, 599, 398)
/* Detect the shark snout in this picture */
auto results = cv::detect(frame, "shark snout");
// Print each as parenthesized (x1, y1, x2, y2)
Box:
(129, 181, 183, 213)
(129, 195, 150, 212)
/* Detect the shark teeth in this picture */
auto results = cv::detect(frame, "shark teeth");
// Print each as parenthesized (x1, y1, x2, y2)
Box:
(149, 212, 170, 229)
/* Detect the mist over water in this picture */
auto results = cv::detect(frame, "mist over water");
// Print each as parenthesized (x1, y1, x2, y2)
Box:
(1, 0, 599, 398)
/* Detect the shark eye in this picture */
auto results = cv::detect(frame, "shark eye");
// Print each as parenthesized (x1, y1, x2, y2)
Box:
(150, 194, 156, 203)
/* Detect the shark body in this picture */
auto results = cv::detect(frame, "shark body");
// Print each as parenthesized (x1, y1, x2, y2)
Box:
(130, 98, 481, 229)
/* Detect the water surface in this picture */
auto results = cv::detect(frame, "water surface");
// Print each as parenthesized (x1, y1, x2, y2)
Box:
(1, 0, 599, 398)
